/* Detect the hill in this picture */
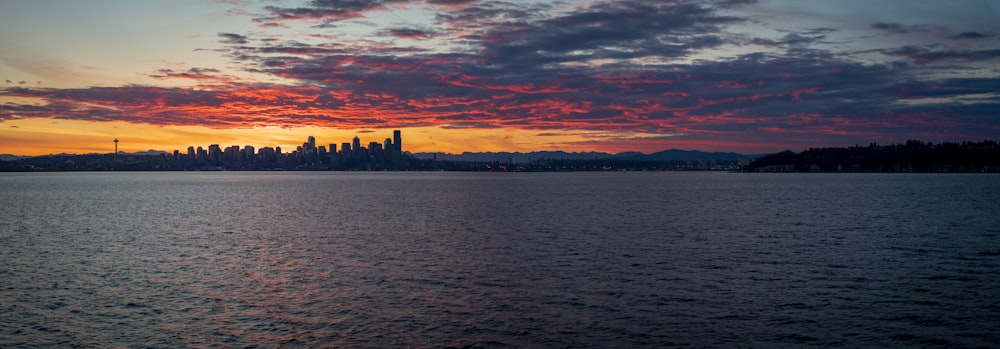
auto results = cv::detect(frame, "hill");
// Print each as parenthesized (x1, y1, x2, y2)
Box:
(746, 140, 1000, 172)
(412, 149, 753, 163)
(614, 149, 749, 162)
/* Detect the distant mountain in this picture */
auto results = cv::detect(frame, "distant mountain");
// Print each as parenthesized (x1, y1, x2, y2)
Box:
(614, 149, 750, 161)
(413, 149, 754, 163)
(24, 150, 168, 158)
(126, 150, 168, 156)
(412, 151, 613, 163)
(0, 154, 28, 161)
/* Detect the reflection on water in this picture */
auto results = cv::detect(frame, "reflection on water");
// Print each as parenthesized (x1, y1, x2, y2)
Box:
(2, 172, 999, 347)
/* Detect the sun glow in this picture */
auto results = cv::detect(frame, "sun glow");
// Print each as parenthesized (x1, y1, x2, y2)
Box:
(0, 117, 699, 156)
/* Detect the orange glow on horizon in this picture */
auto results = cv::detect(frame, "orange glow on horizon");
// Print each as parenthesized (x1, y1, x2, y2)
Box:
(0, 118, 704, 156)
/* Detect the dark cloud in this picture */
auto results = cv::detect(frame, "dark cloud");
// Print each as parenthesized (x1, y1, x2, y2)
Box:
(952, 31, 989, 40)
(432, 1, 741, 70)
(872, 22, 993, 42)
(427, 0, 473, 4)
(382, 27, 436, 40)
(777, 33, 826, 47)
(713, 0, 757, 8)
(3, 0, 998, 151)
(148, 67, 232, 84)
(426, 0, 474, 6)
(870, 22, 946, 35)
(258, 0, 412, 23)
(219, 32, 249, 44)
(872, 22, 910, 34)
(881, 45, 1000, 63)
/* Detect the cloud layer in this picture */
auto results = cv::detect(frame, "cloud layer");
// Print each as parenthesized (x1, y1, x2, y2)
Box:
(2, 0, 998, 151)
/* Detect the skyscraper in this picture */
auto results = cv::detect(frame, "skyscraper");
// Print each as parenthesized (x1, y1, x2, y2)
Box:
(352, 136, 361, 158)
(208, 144, 222, 163)
(393, 130, 401, 152)
(390, 130, 402, 168)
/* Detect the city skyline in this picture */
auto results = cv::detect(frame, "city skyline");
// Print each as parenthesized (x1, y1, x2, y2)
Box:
(167, 129, 403, 163)
(2, 1, 999, 156)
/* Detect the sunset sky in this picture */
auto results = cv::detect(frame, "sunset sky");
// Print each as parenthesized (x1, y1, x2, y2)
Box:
(1, 0, 998, 156)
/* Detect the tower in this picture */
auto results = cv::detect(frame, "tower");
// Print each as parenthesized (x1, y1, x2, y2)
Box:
(352, 136, 361, 158)
(390, 130, 402, 169)
(393, 130, 401, 152)
(113, 138, 119, 163)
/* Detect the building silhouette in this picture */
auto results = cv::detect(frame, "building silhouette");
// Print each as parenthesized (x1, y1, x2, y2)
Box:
(156, 130, 407, 171)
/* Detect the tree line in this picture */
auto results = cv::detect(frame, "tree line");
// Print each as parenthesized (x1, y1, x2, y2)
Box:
(745, 140, 1000, 172)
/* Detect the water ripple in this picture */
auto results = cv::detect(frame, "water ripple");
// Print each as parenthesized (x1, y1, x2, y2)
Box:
(1, 172, 999, 347)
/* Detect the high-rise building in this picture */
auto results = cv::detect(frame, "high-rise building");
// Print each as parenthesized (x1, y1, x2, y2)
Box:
(390, 130, 403, 168)
(308, 136, 316, 150)
(352, 136, 361, 158)
(259, 147, 276, 163)
(393, 130, 401, 152)
(243, 145, 255, 161)
(224, 145, 240, 162)
(208, 144, 222, 163)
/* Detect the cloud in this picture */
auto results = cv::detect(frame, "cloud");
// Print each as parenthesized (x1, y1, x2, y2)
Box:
(714, 0, 757, 8)
(872, 22, 994, 41)
(257, 0, 413, 24)
(3, 0, 998, 152)
(870, 22, 948, 36)
(382, 27, 436, 40)
(880, 45, 1000, 63)
(426, 0, 475, 6)
(150, 67, 222, 78)
(871, 22, 914, 34)
(219, 32, 249, 44)
(6, 42, 998, 145)
(466, 1, 739, 67)
(952, 31, 989, 40)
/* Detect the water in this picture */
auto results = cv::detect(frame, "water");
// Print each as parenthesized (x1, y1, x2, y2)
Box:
(1, 172, 999, 348)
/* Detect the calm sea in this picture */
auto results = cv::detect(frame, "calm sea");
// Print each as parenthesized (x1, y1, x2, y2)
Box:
(1, 172, 999, 348)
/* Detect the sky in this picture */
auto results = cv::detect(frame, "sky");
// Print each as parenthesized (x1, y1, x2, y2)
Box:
(1, 0, 998, 156)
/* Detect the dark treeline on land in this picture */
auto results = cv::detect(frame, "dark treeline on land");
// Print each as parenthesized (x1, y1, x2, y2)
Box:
(745, 140, 1000, 173)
